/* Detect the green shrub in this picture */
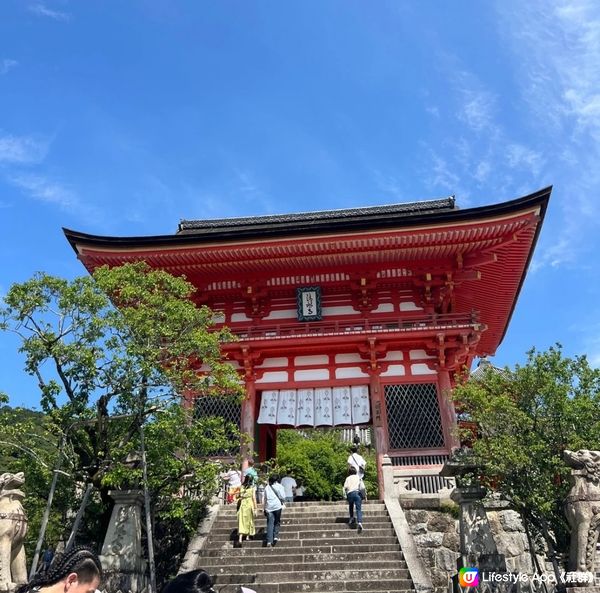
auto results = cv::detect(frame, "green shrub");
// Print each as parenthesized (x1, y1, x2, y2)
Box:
(273, 429, 378, 501)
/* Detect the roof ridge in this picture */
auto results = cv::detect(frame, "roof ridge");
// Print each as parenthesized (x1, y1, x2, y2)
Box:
(178, 196, 456, 232)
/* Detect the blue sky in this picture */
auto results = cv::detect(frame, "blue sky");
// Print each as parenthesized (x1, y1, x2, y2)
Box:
(2, 1, 600, 408)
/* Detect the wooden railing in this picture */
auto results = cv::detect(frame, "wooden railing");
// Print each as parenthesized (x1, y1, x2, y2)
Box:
(219, 311, 480, 342)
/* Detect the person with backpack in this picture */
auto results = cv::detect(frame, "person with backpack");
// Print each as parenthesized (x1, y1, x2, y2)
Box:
(262, 474, 286, 547)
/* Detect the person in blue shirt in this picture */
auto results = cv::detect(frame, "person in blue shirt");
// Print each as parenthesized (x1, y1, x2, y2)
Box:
(262, 474, 286, 547)
(40, 546, 54, 572)
(243, 459, 258, 485)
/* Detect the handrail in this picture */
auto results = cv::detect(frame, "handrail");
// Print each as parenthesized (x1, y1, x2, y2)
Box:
(216, 311, 481, 342)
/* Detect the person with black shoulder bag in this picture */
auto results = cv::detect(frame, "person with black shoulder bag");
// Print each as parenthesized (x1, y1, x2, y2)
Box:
(262, 474, 286, 547)
(347, 444, 366, 479)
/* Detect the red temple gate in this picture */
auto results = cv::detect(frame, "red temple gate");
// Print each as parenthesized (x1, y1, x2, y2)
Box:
(65, 187, 550, 497)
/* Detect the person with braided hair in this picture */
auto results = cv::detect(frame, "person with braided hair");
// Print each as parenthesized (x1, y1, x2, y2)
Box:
(16, 546, 102, 593)
(161, 570, 260, 593)
(160, 570, 216, 593)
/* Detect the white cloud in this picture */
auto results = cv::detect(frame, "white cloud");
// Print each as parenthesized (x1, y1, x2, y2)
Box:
(8, 173, 76, 208)
(0, 130, 92, 219)
(419, 62, 540, 204)
(28, 3, 71, 21)
(569, 316, 600, 368)
(459, 89, 497, 133)
(496, 0, 600, 269)
(234, 169, 260, 195)
(426, 106, 440, 118)
(584, 329, 600, 369)
(499, 0, 600, 139)
(371, 169, 409, 201)
(0, 59, 18, 75)
(0, 133, 48, 165)
(505, 144, 544, 176)
(430, 153, 460, 190)
(423, 150, 472, 205)
(450, 68, 501, 138)
(473, 160, 491, 183)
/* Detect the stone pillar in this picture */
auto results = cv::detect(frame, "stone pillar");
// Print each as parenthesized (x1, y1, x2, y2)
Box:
(381, 454, 396, 499)
(240, 379, 256, 470)
(369, 371, 388, 500)
(451, 485, 506, 571)
(437, 368, 460, 450)
(99, 490, 147, 593)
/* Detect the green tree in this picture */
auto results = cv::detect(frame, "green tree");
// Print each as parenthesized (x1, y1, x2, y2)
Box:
(0, 405, 72, 550)
(275, 429, 378, 500)
(0, 263, 242, 580)
(453, 344, 600, 556)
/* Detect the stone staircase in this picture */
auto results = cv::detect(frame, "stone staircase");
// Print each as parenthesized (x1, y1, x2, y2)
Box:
(198, 500, 416, 593)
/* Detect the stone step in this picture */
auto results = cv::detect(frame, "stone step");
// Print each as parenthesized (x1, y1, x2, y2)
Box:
(221, 500, 385, 508)
(217, 508, 385, 517)
(216, 512, 389, 521)
(192, 500, 414, 593)
(200, 551, 406, 567)
(214, 568, 411, 584)
(209, 560, 410, 576)
(218, 501, 384, 515)
(206, 535, 399, 549)
(220, 506, 386, 513)
(212, 577, 413, 592)
(209, 526, 396, 539)
(215, 587, 412, 593)
(215, 589, 410, 593)
(214, 515, 391, 529)
(200, 542, 402, 557)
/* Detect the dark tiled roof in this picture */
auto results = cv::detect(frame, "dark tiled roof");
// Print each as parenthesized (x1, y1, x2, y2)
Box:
(63, 187, 551, 250)
(470, 358, 511, 380)
(177, 197, 456, 234)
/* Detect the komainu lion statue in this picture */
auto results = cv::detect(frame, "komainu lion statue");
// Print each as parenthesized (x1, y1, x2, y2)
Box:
(564, 449, 600, 573)
(0, 472, 28, 592)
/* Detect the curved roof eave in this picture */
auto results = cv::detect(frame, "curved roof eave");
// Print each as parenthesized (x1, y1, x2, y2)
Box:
(63, 186, 551, 253)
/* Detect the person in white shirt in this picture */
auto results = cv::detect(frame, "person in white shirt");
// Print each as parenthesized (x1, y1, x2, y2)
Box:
(263, 475, 286, 546)
(221, 467, 242, 504)
(343, 465, 364, 532)
(280, 474, 297, 503)
(347, 445, 366, 479)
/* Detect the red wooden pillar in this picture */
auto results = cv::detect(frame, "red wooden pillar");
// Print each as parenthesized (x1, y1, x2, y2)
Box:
(438, 368, 460, 450)
(369, 371, 388, 500)
(240, 379, 256, 471)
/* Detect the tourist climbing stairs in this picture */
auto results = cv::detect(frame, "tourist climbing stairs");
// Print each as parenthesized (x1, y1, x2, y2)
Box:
(198, 500, 415, 593)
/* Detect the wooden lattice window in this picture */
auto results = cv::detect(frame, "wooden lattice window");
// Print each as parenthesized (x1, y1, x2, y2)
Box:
(193, 395, 241, 456)
(384, 383, 444, 450)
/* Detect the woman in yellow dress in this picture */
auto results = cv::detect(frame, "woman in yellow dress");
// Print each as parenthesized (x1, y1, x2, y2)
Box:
(237, 474, 257, 546)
